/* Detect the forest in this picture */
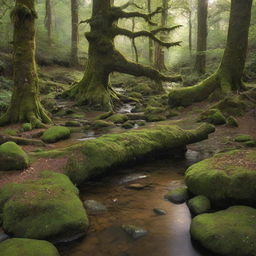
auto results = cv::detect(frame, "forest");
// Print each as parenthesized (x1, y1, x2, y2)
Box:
(0, 0, 256, 255)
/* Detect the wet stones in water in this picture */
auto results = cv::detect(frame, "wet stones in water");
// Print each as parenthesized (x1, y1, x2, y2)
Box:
(121, 225, 148, 240)
(164, 187, 189, 204)
(84, 200, 107, 214)
(153, 208, 167, 216)
(126, 183, 152, 190)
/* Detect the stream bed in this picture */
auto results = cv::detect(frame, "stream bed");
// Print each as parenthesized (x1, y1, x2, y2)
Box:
(59, 150, 215, 256)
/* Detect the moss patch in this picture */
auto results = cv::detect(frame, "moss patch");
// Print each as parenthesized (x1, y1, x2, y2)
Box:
(191, 206, 256, 256)
(107, 114, 128, 124)
(0, 238, 59, 256)
(199, 109, 226, 125)
(0, 171, 89, 240)
(234, 134, 254, 142)
(187, 195, 211, 215)
(0, 142, 29, 171)
(42, 126, 71, 143)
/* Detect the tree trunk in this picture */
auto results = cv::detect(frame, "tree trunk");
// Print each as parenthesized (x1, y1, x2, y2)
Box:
(45, 0, 52, 46)
(154, 0, 168, 71)
(195, 0, 208, 75)
(169, 0, 253, 107)
(131, 18, 139, 63)
(70, 0, 79, 66)
(188, 9, 192, 57)
(0, 0, 51, 127)
(147, 0, 153, 64)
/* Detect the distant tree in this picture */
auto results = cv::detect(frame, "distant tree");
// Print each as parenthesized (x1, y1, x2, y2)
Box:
(65, 0, 182, 111)
(169, 0, 253, 107)
(70, 0, 79, 66)
(0, 0, 52, 127)
(195, 0, 208, 74)
(45, 0, 52, 46)
(147, 0, 154, 64)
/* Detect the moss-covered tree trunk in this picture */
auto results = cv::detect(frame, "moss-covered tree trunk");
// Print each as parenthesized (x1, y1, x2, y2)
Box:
(70, 0, 79, 66)
(0, 0, 52, 127)
(169, 0, 253, 107)
(195, 0, 208, 75)
(66, 0, 182, 111)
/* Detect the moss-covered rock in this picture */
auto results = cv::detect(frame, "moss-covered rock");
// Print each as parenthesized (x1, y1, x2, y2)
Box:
(191, 206, 256, 256)
(244, 140, 256, 147)
(95, 111, 113, 120)
(164, 187, 189, 204)
(199, 108, 226, 125)
(0, 171, 89, 240)
(131, 103, 145, 113)
(122, 121, 135, 129)
(33, 124, 215, 185)
(0, 238, 59, 256)
(226, 116, 239, 127)
(42, 126, 71, 143)
(187, 195, 211, 215)
(107, 114, 128, 124)
(145, 106, 167, 122)
(133, 83, 153, 95)
(185, 150, 256, 205)
(22, 123, 32, 132)
(93, 120, 114, 129)
(234, 134, 254, 142)
(0, 142, 29, 171)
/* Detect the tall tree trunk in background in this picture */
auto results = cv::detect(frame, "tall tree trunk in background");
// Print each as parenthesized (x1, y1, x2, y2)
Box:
(147, 0, 153, 64)
(188, 9, 192, 56)
(71, 0, 79, 66)
(131, 18, 139, 63)
(169, 0, 253, 107)
(195, 0, 208, 74)
(45, 0, 52, 46)
(154, 0, 168, 71)
(0, 0, 52, 127)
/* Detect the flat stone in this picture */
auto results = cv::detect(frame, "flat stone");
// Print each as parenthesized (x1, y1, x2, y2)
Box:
(153, 208, 167, 216)
(126, 183, 151, 190)
(122, 225, 148, 240)
(84, 200, 107, 213)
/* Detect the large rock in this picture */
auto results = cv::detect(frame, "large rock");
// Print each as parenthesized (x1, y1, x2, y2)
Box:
(0, 142, 29, 171)
(42, 126, 71, 143)
(0, 238, 59, 256)
(191, 206, 256, 256)
(185, 150, 256, 205)
(0, 171, 89, 240)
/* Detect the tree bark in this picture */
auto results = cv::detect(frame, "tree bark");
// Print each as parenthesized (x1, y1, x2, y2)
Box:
(147, 0, 153, 64)
(169, 0, 253, 107)
(45, 0, 52, 46)
(154, 0, 168, 71)
(188, 9, 192, 57)
(70, 0, 79, 66)
(0, 0, 51, 127)
(195, 0, 208, 75)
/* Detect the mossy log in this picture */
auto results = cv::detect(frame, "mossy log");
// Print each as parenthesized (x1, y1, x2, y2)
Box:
(168, 0, 253, 107)
(33, 124, 215, 185)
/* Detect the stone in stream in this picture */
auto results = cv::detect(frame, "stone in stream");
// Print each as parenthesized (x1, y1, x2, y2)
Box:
(0, 231, 9, 242)
(126, 183, 152, 190)
(153, 208, 167, 216)
(84, 200, 107, 213)
(164, 187, 189, 204)
(121, 225, 148, 240)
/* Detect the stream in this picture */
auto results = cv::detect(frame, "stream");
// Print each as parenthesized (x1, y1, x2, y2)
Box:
(58, 150, 215, 256)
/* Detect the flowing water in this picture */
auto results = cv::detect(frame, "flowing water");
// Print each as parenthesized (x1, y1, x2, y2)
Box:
(59, 150, 215, 256)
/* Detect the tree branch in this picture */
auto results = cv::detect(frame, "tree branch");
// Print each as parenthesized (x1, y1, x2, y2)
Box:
(151, 25, 182, 34)
(119, 1, 143, 10)
(112, 51, 182, 82)
(114, 27, 182, 48)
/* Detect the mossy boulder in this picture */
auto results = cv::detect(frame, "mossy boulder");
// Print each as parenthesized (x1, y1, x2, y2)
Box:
(95, 111, 113, 120)
(165, 187, 189, 204)
(226, 116, 239, 127)
(145, 106, 167, 122)
(185, 150, 256, 205)
(245, 140, 256, 148)
(234, 134, 254, 142)
(42, 126, 71, 143)
(133, 83, 153, 95)
(122, 121, 135, 129)
(0, 171, 89, 240)
(199, 108, 226, 125)
(187, 195, 211, 215)
(191, 206, 256, 256)
(0, 238, 59, 256)
(93, 120, 114, 129)
(0, 142, 29, 171)
(107, 114, 128, 124)
(22, 123, 32, 132)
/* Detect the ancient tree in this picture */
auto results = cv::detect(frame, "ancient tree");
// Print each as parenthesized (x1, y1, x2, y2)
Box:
(66, 0, 182, 111)
(195, 0, 208, 74)
(70, 0, 79, 66)
(0, 0, 52, 127)
(169, 0, 253, 107)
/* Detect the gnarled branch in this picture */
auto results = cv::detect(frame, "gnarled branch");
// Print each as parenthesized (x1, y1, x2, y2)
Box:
(114, 27, 182, 48)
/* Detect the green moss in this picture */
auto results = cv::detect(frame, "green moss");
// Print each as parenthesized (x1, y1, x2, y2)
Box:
(42, 126, 71, 143)
(0, 238, 59, 256)
(145, 106, 167, 122)
(22, 123, 33, 132)
(187, 195, 211, 215)
(0, 171, 89, 240)
(234, 134, 254, 142)
(2, 129, 18, 136)
(127, 92, 143, 99)
(164, 187, 189, 204)
(226, 116, 239, 127)
(0, 142, 29, 171)
(95, 111, 113, 120)
(199, 108, 226, 125)
(133, 83, 153, 95)
(191, 206, 256, 256)
(136, 120, 146, 126)
(93, 120, 113, 129)
(131, 104, 145, 113)
(107, 114, 128, 124)
(122, 121, 134, 129)
(244, 140, 256, 147)
(185, 150, 256, 204)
